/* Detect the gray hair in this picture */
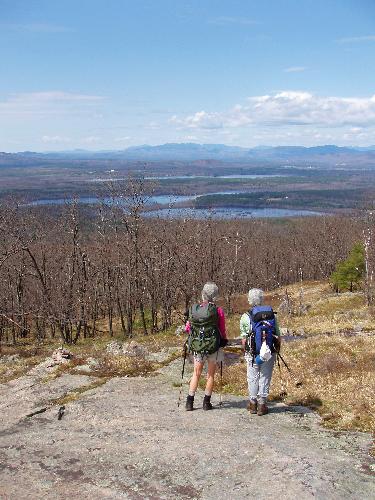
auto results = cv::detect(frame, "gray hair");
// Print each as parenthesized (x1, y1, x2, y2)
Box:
(202, 282, 219, 302)
(248, 288, 264, 306)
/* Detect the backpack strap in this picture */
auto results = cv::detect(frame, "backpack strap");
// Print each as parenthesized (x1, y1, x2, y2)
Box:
(246, 309, 255, 366)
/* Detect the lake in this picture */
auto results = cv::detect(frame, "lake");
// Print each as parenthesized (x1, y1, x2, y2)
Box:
(29, 196, 324, 219)
(92, 174, 289, 182)
(143, 207, 323, 219)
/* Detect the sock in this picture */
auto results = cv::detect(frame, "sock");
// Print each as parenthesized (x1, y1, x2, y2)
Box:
(188, 391, 195, 397)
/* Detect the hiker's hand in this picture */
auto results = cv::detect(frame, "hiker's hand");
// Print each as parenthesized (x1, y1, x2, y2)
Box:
(274, 338, 281, 353)
(241, 338, 247, 349)
(220, 338, 228, 348)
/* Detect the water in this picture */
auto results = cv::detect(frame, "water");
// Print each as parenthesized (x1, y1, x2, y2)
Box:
(144, 174, 287, 180)
(28, 194, 196, 206)
(28, 194, 325, 219)
(143, 207, 323, 219)
(92, 174, 288, 182)
(28, 192, 250, 207)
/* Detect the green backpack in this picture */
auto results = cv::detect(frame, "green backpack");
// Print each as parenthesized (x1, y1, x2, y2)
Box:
(188, 302, 221, 355)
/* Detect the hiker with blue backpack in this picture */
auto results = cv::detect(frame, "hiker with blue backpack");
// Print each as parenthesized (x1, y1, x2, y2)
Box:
(184, 282, 227, 411)
(240, 288, 281, 416)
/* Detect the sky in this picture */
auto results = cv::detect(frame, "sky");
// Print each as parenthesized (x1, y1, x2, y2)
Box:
(1, 0, 375, 152)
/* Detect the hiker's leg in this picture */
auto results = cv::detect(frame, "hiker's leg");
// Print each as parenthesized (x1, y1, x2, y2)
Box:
(189, 360, 204, 395)
(205, 359, 217, 395)
(246, 357, 260, 402)
(258, 354, 276, 404)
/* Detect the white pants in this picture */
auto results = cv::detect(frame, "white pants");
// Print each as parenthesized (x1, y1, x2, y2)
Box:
(246, 353, 276, 404)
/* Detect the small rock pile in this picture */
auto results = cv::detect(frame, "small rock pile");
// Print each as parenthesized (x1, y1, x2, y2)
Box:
(49, 348, 73, 366)
(105, 341, 123, 356)
(122, 341, 148, 358)
(0, 354, 21, 364)
(106, 340, 148, 358)
(74, 357, 101, 373)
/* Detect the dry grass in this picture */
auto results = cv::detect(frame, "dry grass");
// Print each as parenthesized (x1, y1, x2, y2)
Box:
(0, 356, 44, 384)
(94, 355, 157, 378)
(220, 334, 375, 433)
(0, 341, 49, 383)
(51, 378, 109, 406)
(268, 281, 375, 335)
(1, 325, 183, 385)
(2, 281, 374, 436)
(135, 328, 183, 352)
(220, 282, 375, 433)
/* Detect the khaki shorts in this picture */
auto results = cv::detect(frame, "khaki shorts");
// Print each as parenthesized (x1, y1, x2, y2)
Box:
(192, 348, 224, 364)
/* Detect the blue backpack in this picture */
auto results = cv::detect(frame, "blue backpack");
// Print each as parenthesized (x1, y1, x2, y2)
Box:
(247, 305, 277, 355)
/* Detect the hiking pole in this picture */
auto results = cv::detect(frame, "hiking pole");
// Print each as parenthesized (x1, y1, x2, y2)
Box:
(277, 352, 291, 372)
(177, 340, 188, 408)
(219, 360, 223, 407)
(277, 354, 288, 398)
(277, 352, 303, 388)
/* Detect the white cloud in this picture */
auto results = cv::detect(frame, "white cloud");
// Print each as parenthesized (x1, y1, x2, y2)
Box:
(171, 91, 375, 130)
(82, 136, 101, 144)
(284, 66, 306, 73)
(182, 135, 199, 141)
(0, 91, 105, 118)
(13, 91, 103, 102)
(42, 135, 71, 143)
(114, 136, 131, 142)
(146, 121, 160, 130)
(336, 35, 375, 43)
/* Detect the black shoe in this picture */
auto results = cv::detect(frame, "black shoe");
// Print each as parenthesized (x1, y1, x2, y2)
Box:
(185, 395, 194, 411)
(203, 395, 213, 411)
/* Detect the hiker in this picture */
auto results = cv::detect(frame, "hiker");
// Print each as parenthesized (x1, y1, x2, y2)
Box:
(185, 282, 227, 411)
(240, 288, 281, 416)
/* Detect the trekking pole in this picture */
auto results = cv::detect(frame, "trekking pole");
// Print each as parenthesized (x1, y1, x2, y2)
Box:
(277, 354, 288, 398)
(177, 340, 188, 407)
(277, 352, 303, 388)
(219, 360, 223, 407)
(277, 352, 291, 373)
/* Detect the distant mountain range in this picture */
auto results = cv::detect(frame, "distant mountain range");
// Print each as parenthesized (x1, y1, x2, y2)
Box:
(2, 143, 375, 164)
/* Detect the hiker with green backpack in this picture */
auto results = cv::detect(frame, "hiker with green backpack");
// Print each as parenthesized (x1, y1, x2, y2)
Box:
(240, 288, 281, 416)
(184, 282, 227, 411)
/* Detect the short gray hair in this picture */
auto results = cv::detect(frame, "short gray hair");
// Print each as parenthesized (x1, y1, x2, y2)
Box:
(202, 282, 219, 302)
(248, 288, 264, 306)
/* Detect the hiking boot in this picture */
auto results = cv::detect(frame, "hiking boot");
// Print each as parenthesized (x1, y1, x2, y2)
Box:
(203, 395, 213, 411)
(185, 395, 194, 411)
(247, 400, 257, 414)
(257, 403, 269, 416)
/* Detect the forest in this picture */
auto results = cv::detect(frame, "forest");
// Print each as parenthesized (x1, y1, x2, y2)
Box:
(1, 177, 373, 347)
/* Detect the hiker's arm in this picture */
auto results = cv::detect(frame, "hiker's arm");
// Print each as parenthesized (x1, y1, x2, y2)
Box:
(240, 313, 251, 347)
(275, 316, 281, 337)
(274, 317, 281, 352)
(217, 307, 227, 339)
(184, 307, 190, 333)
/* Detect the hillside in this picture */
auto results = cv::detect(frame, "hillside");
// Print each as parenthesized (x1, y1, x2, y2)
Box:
(0, 280, 374, 498)
(3, 143, 375, 165)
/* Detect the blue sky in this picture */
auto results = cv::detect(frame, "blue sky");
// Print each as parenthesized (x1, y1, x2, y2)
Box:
(1, 0, 375, 151)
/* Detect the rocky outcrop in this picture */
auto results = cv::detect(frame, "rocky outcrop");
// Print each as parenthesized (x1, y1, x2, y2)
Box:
(0, 368, 374, 499)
